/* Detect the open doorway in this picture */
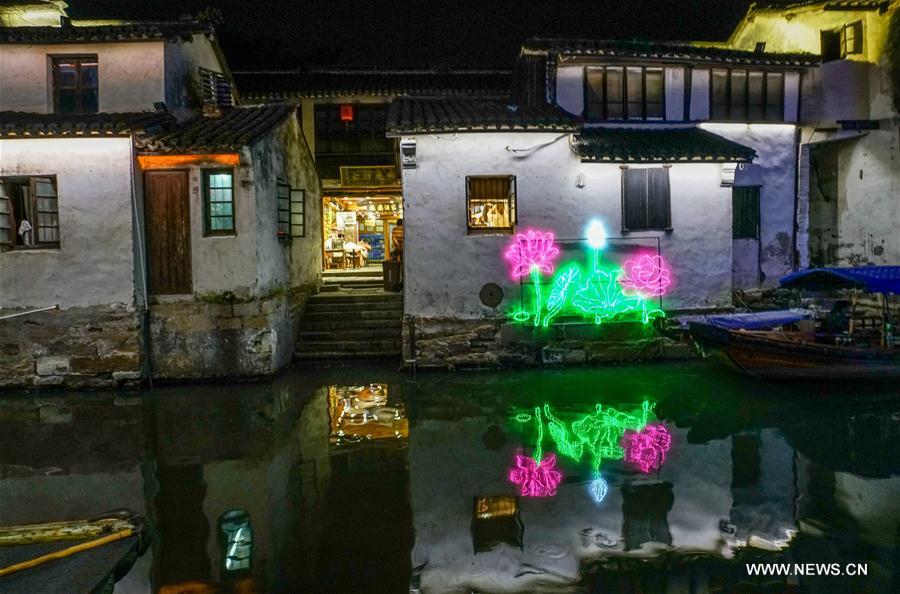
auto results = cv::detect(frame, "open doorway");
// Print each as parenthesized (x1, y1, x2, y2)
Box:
(322, 194, 403, 272)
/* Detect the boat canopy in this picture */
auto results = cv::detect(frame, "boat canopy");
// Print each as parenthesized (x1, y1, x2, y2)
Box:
(780, 266, 900, 294)
(674, 309, 814, 331)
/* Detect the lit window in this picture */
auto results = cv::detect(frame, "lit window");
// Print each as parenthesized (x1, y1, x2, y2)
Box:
(841, 21, 863, 56)
(0, 176, 59, 249)
(733, 186, 761, 239)
(219, 509, 252, 573)
(586, 65, 664, 121)
(622, 168, 670, 232)
(711, 69, 783, 122)
(466, 176, 516, 234)
(52, 56, 98, 114)
(276, 180, 290, 238)
(203, 170, 235, 235)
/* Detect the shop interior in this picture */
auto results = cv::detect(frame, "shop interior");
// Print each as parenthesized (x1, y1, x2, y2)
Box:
(322, 194, 403, 270)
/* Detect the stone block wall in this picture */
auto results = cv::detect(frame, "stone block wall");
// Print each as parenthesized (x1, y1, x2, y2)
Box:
(0, 305, 142, 390)
(148, 291, 308, 380)
(403, 316, 696, 370)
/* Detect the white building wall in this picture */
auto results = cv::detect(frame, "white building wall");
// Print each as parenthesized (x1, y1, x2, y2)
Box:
(701, 123, 799, 285)
(0, 137, 136, 309)
(402, 132, 737, 318)
(0, 41, 166, 113)
(665, 67, 685, 121)
(689, 69, 710, 121)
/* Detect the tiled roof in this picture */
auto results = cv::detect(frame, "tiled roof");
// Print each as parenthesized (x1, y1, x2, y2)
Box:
(522, 38, 820, 67)
(0, 20, 213, 43)
(574, 127, 757, 163)
(386, 97, 579, 136)
(233, 69, 511, 101)
(0, 111, 175, 138)
(136, 104, 294, 153)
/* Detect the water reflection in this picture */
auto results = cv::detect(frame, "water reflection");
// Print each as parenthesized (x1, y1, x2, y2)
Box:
(0, 363, 897, 593)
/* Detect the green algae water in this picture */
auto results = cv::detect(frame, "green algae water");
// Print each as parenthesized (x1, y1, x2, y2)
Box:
(1, 361, 897, 593)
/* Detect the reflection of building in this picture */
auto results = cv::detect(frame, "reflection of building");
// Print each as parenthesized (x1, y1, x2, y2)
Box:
(328, 383, 409, 445)
(407, 412, 800, 593)
(235, 69, 511, 267)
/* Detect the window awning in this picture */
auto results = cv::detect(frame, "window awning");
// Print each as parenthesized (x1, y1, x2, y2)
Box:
(574, 127, 757, 163)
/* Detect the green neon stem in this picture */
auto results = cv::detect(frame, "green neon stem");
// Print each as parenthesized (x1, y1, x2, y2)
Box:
(533, 406, 544, 463)
(530, 266, 543, 327)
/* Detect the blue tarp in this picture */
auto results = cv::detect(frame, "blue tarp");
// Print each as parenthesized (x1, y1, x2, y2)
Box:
(674, 309, 814, 331)
(780, 266, 900, 294)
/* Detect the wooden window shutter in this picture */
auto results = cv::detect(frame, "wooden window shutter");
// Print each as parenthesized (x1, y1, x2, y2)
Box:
(623, 168, 648, 231)
(647, 168, 671, 229)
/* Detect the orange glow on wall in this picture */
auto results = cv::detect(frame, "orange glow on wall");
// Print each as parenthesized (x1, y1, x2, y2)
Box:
(137, 153, 240, 169)
(340, 104, 354, 122)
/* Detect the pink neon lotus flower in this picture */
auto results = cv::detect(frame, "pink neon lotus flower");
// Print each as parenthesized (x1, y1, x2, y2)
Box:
(508, 453, 563, 497)
(504, 229, 561, 279)
(619, 255, 672, 297)
(622, 423, 672, 473)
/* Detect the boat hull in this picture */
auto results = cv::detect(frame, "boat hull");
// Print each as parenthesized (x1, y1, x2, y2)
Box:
(688, 322, 900, 379)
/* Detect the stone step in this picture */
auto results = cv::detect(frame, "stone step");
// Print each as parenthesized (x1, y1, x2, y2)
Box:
(305, 301, 403, 313)
(322, 279, 384, 287)
(294, 350, 400, 361)
(302, 318, 403, 331)
(323, 269, 382, 278)
(295, 339, 402, 352)
(304, 310, 402, 322)
(309, 293, 402, 304)
(299, 327, 401, 341)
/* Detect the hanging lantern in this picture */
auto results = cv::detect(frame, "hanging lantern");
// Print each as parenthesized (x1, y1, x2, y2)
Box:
(340, 104, 354, 122)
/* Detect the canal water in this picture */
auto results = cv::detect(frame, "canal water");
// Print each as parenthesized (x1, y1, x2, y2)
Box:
(1, 362, 898, 593)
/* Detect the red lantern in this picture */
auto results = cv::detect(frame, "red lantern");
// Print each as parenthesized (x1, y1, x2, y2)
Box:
(340, 104, 354, 122)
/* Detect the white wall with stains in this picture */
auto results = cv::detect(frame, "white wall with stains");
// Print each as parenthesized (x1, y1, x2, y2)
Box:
(0, 41, 166, 113)
(401, 131, 748, 319)
(0, 136, 136, 309)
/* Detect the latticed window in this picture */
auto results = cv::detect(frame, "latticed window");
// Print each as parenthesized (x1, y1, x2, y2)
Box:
(586, 65, 664, 121)
(466, 175, 516, 234)
(199, 67, 234, 109)
(711, 69, 784, 122)
(0, 176, 59, 248)
(203, 170, 235, 235)
(290, 188, 306, 237)
(622, 167, 670, 231)
(276, 180, 290, 238)
(52, 56, 98, 114)
(733, 186, 761, 239)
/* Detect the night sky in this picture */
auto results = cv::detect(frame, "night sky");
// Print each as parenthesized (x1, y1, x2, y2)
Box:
(69, 0, 754, 70)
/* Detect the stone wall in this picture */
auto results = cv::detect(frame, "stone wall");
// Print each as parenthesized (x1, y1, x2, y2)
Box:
(148, 291, 308, 380)
(0, 305, 142, 390)
(403, 316, 695, 370)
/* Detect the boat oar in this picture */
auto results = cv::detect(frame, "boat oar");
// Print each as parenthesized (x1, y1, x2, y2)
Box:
(0, 528, 134, 578)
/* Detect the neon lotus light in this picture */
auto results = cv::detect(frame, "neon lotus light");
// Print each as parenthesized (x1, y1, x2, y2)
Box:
(504, 229, 560, 327)
(619, 255, 672, 297)
(544, 401, 651, 469)
(508, 453, 564, 497)
(622, 423, 672, 473)
(505, 220, 668, 328)
(589, 475, 609, 504)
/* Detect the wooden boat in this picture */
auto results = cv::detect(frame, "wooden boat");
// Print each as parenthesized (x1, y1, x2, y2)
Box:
(0, 510, 150, 594)
(689, 322, 900, 379)
(689, 266, 900, 379)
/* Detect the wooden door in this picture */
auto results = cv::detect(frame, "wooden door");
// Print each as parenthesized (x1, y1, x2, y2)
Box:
(145, 170, 192, 295)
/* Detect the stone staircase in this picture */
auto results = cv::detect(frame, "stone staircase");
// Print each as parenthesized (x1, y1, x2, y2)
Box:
(294, 268, 403, 360)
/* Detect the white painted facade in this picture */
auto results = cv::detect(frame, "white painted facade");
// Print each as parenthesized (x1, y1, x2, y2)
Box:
(728, 1, 900, 267)
(0, 136, 136, 309)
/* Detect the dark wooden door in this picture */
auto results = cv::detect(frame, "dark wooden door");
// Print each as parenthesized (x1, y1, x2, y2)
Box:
(145, 170, 192, 295)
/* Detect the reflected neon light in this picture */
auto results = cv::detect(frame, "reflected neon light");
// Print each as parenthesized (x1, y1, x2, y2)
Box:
(622, 423, 672, 473)
(508, 454, 564, 497)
